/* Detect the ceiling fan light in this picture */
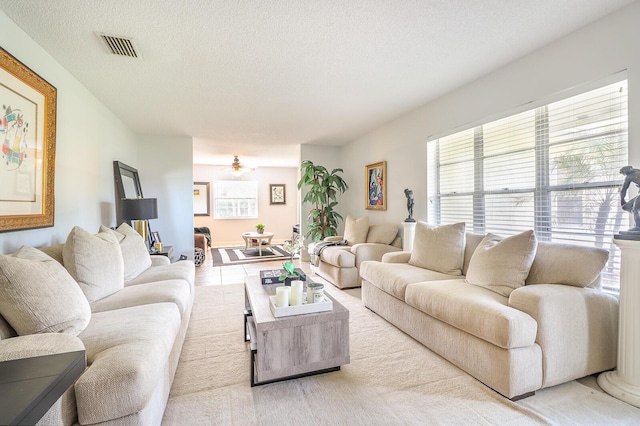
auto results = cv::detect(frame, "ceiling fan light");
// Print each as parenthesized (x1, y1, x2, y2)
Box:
(231, 155, 243, 175)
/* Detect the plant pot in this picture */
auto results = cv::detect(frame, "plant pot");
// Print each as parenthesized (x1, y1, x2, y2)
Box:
(257, 229, 264, 234)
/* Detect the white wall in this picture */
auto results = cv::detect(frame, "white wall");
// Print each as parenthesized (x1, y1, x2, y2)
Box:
(0, 11, 139, 253)
(193, 165, 299, 246)
(338, 1, 640, 226)
(137, 135, 194, 261)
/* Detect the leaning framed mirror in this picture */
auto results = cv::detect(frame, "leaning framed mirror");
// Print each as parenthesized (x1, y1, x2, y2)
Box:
(113, 161, 143, 225)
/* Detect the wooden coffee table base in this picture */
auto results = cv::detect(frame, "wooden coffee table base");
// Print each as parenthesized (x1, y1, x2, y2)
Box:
(243, 275, 350, 386)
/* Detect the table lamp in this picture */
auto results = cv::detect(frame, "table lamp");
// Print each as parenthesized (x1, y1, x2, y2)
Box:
(120, 198, 158, 246)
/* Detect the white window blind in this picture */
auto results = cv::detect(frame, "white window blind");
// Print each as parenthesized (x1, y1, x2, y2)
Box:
(428, 80, 628, 292)
(213, 180, 258, 219)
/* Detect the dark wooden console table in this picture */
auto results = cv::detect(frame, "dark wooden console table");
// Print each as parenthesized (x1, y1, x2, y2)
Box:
(0, 350, 85, 425)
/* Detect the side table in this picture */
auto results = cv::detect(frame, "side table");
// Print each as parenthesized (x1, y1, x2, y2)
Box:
(150, 245, 173, 258)
(0, 350, 85, 425)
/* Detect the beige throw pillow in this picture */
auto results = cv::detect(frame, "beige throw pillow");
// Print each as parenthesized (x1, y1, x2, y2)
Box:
(525, 242, 608, 288)
(100, 223, 152, 281)
(366, 224, 399, 245)
(466, 230, 538, 297)
(0, 246, 91, 336)
(343, 215, 369, 245)
(63, 226, 125, 302)
(409, 222, 466, 275)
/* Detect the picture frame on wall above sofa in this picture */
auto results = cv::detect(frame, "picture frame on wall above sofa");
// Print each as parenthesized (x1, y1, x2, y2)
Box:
(270, 184, 286, 205)
(193, 182, 210, 216)
(365, 161, 386, 210)
(0, 47, 57, 232)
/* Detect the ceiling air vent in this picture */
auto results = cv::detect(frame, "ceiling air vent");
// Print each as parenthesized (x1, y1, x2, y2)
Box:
(97, 33, 140, 58)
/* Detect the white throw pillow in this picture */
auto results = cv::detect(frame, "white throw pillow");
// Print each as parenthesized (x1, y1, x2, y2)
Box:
(0, 246, 91, 336)
(100, 223, 152, 281)
(63, 226, 125, 302)
(466, 230, 538, 297)
(409, 222, 466, 275)
(343, 215, 369, 245)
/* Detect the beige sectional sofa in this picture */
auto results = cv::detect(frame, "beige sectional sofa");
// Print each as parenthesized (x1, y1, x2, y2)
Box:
(360, 221, 619, 400)
(309, 216, 402, 289)
(0, 224, 194, 425)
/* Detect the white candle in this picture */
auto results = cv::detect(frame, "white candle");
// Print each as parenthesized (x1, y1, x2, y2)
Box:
(290, 280, 303, 306)
(275, 286, 290, 308)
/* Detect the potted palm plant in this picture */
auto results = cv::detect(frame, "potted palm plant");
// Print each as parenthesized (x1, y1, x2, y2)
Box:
(297, 160, 349, 241)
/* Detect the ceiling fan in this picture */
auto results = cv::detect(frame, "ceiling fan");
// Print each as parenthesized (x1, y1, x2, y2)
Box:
(231, 155, 243, 176)
(230, 155, 257, 176)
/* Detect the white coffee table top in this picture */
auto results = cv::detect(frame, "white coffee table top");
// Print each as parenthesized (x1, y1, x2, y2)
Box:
(243, 232, 274, 238)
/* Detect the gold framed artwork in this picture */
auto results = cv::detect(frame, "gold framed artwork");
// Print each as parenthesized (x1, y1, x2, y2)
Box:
(0, 47, 57, 232)
(270, 184, 286, 205)
(365, 161, 386, 210)
(193, 182, 210, 216)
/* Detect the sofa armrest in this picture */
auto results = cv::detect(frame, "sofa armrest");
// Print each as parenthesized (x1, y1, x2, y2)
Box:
(508, 284, 618, 387)
(381, 251, 412, 263)
(351, 243, 402, 268)
(150, 255, 171, 266)
(324, 236, 344, 242)
(0, 333, 86, 362)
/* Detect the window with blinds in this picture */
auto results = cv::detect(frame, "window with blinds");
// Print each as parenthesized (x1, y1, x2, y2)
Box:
(427, 80, 628, 292)
(213, 180, 258, 219)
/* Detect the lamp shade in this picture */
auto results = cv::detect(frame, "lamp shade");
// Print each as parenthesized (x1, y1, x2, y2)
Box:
(121, 198, 158, 220)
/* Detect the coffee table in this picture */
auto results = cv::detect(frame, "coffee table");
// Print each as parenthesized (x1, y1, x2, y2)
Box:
(243, 275, 350, 386)
(241, 232, 274, 256)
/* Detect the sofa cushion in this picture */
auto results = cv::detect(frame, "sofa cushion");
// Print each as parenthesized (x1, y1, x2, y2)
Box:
(0, 333, 85, 361)
(38, 243, 64, 264)
(125, 260, 196, 289)
(405, 280, 538, 349)
(0, 246, 91, 336)
(526, 242, 608, 288)
(462, 233, 485, 275)
(319, 246, 355, 268)
(75, 303, 181, 424)
(90, 279, 191, 318)
(63, 226, 125, 302)
(344, 215, 369, 245)
(409, 222, 466, 275)
(0, 316, 16, 340)
(466, 230, 537, 297)
(366, 224, 398, 245)
(360, 261, 460, 300)
(100, 223, 152, 281)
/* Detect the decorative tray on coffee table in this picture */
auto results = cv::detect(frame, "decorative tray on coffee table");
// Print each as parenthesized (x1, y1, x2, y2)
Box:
(268, 295, 333, 318)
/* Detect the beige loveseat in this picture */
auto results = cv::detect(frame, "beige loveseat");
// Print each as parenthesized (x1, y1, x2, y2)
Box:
(0, 224, 194, 425)
(309, 216, 402, 289)
(360, 221, 619, 400)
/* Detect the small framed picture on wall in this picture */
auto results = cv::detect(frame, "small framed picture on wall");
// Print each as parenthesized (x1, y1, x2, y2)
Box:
(193, 182, 210, 216)
(365, 161, 387, 210)
(270, 184, 286, 205)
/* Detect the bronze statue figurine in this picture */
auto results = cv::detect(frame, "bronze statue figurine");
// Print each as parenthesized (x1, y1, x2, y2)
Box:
(404, 188, 415, 222)
(617, 165, 640, 239)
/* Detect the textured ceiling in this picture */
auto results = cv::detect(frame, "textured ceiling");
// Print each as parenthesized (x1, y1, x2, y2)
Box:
(0, 0, 635, 167)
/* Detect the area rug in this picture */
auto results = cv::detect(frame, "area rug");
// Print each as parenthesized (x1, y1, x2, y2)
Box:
(163, 283, 640, 425)
(211, 245, 296, 266)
